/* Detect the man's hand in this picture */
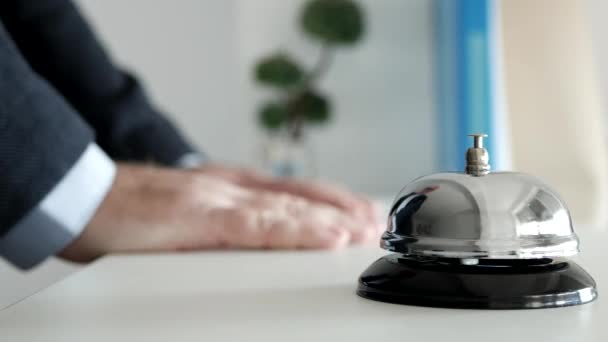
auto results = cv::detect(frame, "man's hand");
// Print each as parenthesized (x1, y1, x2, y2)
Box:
(194, 164, 382, 224)
(60, 164, 384, 262)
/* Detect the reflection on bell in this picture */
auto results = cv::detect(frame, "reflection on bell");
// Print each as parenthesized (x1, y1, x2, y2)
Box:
(357, 134, 598, 309)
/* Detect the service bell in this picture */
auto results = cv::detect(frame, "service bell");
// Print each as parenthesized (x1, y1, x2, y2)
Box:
(357, 134, 597, 309)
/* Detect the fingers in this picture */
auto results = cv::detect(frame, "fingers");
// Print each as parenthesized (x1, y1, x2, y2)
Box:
(186, 166, 385, 249)
(195, 165, 383, 226)
(267, 179, 386, 238)
(297, 200, 378, 244)
(205, 206, 343, 249)
(210, 192, 381, 249)
(246, 176, 380, 224)
(258, 210, 351, 249)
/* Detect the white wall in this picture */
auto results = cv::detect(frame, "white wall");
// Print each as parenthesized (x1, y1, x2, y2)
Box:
(586, 0, 608, 117)
(234, 0, 435, 193)
(1, 0, 434, 308)
(79, 0, 436, 195)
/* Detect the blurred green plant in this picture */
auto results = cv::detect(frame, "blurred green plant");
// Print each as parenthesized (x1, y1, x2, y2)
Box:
(254, 0, 365, 140)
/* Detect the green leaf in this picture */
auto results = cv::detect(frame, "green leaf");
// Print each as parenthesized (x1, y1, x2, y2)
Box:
(301, 0, 364, 45)
(258, 102, 288, 130)
(255, 54, 304, 88)
(299, 91, 331, 123)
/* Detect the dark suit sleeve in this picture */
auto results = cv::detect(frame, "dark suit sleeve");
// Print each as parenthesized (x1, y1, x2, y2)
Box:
(0, 17, 111, 267)
(0, 0, 198, 165)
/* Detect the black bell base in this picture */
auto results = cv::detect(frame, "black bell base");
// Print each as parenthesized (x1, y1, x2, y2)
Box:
(357, 254, 597, 310)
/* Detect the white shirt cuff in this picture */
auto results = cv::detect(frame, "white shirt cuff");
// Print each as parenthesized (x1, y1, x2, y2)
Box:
(0, 144, 116, 269)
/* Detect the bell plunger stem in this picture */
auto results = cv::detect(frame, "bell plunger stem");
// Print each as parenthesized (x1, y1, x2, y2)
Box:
(465, 134, 490, 176)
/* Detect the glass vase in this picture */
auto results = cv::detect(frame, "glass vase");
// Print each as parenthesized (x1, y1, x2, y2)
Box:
(260, 133, 316, 178)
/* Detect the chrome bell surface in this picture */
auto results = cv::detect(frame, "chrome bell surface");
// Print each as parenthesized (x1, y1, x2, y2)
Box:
(358, 134, 597, 309)
(382, 134, 579, 260)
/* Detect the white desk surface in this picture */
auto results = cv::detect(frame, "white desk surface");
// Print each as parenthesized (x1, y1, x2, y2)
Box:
(1, 232, 605, 342)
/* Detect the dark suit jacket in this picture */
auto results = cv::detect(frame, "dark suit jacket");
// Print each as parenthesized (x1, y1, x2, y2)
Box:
(0, 0, 196, 236)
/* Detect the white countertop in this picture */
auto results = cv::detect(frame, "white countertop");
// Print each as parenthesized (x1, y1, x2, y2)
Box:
(1, 232, 605, 342)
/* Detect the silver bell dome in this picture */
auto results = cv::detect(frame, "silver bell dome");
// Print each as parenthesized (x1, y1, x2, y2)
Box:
(382, 134, 579, 259)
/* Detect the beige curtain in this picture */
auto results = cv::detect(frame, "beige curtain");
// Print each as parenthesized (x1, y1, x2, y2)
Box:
(500, 0, 607, 228)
